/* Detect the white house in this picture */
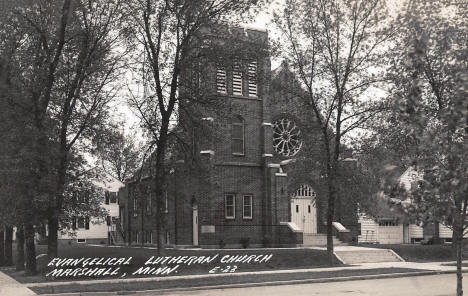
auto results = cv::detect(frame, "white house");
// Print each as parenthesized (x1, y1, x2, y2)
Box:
(59, 168, 124, 244)
(358, 167, 424, 244)
(358, 167, 463, 244)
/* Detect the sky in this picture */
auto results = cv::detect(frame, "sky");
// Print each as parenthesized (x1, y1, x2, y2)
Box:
(110, 2, 281, 138)
(110, 0, 407, 141)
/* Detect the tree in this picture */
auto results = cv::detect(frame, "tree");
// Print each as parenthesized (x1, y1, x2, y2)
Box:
(124, 0, 266, 254)
(93, 125, 142, 182)
(383, 1, 467, 294)
(273, 0, 393, 262)
(44, 0, 128, 259)
(0, 0, 128, 272)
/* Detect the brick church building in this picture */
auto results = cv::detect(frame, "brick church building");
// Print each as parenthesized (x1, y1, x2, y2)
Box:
(117, 26, 358, 248)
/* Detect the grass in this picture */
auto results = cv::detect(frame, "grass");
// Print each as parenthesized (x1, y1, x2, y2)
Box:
(359, 244, 460, 262)
(28, 267, 429, 295)
(3, 244, 343, 283)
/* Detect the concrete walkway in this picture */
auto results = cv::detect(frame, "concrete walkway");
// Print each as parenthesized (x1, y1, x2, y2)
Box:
(1, 260, 467, 296)
(0, 268, 36, 296)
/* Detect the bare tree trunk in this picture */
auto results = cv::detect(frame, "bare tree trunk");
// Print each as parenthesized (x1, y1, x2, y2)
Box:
(326, 174, 336, 265)
(48, 151, 67, 258)
(47, 215, 59, 258)
(154, 170, 166, 255)
(456, 195, 467, 296)
(434, 220, 441, 244)
(0, 228, 5, 266)
(4, 226, 13, 266)
(16, 225, 24, 271)
(456, 223, 463, 296)
(153, 116, 170, 255)
(24, 220, 36, 275)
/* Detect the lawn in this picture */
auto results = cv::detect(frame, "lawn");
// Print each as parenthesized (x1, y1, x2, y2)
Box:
(3, 244, 343, 283)
(28, 267, 429, 295)
(359, 244, 460, 262)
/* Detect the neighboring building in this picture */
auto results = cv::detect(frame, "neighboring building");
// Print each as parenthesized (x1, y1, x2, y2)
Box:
(118, 26, 358, 248)
(59, 168, 124, 244)
(358, 167, 459, 244)
(358, 215, 424, 244)
(358, 167, 423, 244)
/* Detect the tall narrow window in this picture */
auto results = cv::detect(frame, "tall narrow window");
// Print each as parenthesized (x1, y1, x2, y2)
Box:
(225, 194, 235, 219)
(77, 217, 86, 229)
(77, 217, 89, 229)
(232, 61, 243, 96)
(110, 192, 117, 203)
(105, 192, 110, 205)
(146, 194, 152, 214)
(247, 60, 257, 97)
(78, 192, 87, 204)
(232, 116, 245, 155)
(133, 198, 138, 217)
(145, 231, 152, 244)
(216, 67, 227, 94)
(243, 195, 253, 219)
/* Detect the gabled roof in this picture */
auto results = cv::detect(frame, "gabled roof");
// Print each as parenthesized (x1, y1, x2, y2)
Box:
(87, 167, 124, 192)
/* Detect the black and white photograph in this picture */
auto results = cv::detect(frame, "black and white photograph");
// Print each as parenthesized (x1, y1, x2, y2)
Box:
(0, 0, 466, 295)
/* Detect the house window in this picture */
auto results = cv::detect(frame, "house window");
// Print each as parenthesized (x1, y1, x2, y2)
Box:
(243, 195, 253, 219)
(133, 198, 138, 216)
(296, 205, 299, 213)
(225, 194, 235, 219)
(216, 67, 227, 94)
(232, 116, 245, 155)
(110, 192, 117, 203)
(247, 60, 257, 97)
(232, 61, 243, 96)
(379, 221, 397, 226)
(105, 192, 110, 204)
(106, 215, 111, 226)
(78, 191, 88, 204)
(77, 217, 89, 230)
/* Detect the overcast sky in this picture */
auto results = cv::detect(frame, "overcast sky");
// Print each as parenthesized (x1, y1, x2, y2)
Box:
(111, 0, 406, 140)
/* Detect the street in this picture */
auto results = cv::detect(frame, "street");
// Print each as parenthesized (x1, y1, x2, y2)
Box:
(153, 274, 462, 296)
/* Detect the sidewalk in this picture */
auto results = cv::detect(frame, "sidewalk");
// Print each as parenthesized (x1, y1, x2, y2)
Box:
(0, 268, 36, 296)
(2, 260, 467, 296)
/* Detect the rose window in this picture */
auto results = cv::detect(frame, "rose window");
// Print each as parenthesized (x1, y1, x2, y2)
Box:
(273, 118, 303, 156)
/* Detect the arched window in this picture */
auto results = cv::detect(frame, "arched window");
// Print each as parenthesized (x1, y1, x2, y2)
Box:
(232, 116, 245, 155)
(293, 184, 317, 206)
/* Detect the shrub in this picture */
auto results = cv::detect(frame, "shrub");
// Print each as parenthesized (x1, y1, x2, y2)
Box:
(240, 237, 250, 248)
(262, 235, 271, 248)
(219, 239, 226, 249)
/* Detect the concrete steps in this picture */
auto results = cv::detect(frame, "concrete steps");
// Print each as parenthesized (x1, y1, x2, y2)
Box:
(109, 231, 125, 245)
(335, 249, 404, 264)
(302, 234, 345, 246)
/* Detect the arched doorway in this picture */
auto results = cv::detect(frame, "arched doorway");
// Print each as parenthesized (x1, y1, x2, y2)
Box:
(291, 184, 317, 233)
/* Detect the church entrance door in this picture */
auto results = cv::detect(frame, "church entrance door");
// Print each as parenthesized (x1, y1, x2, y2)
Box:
(291, 198, 317, 233)
(291, 185, 317, 234)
